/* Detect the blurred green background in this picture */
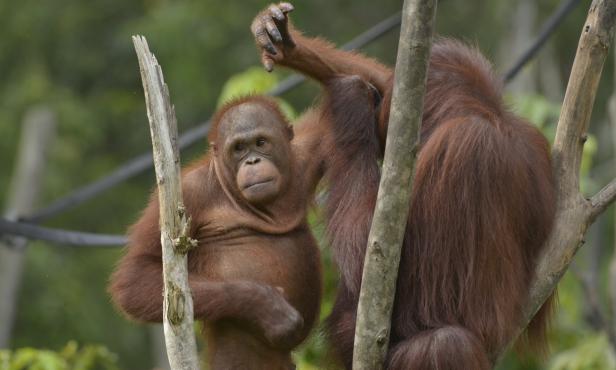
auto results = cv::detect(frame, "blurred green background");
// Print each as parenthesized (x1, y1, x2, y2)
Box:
(1, 0, 616, 369)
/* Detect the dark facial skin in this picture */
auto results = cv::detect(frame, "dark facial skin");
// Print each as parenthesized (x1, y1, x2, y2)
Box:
(216, 103, 292, 205)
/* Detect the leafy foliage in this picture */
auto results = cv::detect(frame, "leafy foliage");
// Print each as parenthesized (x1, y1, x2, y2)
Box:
(0, 342, 119, 370)
(549, 334, 616, 370)
(216, 66, 297, 120)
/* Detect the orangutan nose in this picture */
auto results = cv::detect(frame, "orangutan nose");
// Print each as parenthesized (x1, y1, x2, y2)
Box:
(246, 156, 261, 165)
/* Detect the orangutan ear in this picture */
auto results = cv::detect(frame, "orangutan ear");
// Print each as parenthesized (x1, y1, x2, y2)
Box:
(286, 125, 294, 141)
(211, 142, 218, 156)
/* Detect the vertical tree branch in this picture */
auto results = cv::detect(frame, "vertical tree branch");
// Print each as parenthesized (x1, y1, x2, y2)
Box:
(497, 0, 616, 361)
(0, 106, 56, 346)
(352, 1, 437, 369)
(132, 35, 200, 370)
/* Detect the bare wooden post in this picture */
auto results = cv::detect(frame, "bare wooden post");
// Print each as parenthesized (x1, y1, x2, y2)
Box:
(497, 0, 616, 361)
(352, 1, 437, 369)
(132, 35, 200, 370)
(0, 106, 56, 346)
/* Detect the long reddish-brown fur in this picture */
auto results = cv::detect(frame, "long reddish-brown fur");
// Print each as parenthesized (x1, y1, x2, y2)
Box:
(109, 96, 325, 370)
(322, 77, 382, 296)
(398, 40, 552, 366)
(252, 9, 556, 367)
(322, 40, 555, 369)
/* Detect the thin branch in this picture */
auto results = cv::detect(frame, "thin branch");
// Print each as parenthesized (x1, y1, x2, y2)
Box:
(352, 0, 437, 369)
(590, 178, 616, 221)
(132, 35, 200, 370)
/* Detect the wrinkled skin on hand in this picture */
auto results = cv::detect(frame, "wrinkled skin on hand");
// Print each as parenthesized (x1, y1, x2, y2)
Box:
(251, 2, 296, 72)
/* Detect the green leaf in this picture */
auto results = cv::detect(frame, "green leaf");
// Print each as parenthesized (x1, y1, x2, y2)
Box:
(549, 333, 616, 370)
(0, 343, 118, 370)
(216, 66, 296, 121)
(506, 93, 561, 131)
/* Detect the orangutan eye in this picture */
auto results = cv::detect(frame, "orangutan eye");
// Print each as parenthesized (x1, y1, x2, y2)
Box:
(234, 142, 245, 152)
(256, 137, 266, 147)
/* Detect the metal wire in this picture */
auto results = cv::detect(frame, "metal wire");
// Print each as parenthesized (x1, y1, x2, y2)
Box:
(0, 218, 126, 247)
(1, 0, 581, 246)
(25, 11, 403, 224)
(503, 0, 580, 82)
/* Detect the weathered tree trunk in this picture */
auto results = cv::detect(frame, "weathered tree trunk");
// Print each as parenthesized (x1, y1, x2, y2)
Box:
(497, 0, 616, 361)
(352, 0, 437, 369)
(133, 35, 200, 370)
(0, 106, 56, 347)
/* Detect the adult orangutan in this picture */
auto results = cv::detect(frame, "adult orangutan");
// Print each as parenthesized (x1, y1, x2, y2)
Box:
(109, 96, 327, 370)
(251, 3, 556, 369)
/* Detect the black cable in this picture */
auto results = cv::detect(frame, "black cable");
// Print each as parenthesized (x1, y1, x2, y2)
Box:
(503, 0, 581, 82)
(0, 12, 403, 247)
(0, 218, 126, 247)
(25, 123, 212, 223)
(1, 0, 579, 247)
(24, 12, 403, 224)
(25, 0, 576, 224)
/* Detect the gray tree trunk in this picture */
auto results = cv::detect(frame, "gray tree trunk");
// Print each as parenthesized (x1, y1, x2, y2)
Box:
(352, 0, 437, 369)
(0, 106, 56, 347)
(133, 35, 200, 370)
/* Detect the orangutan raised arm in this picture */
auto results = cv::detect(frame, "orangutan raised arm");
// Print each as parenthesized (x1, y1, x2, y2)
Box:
(251, 2, 392, 92)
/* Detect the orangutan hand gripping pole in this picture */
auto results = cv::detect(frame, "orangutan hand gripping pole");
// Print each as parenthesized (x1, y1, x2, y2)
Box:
(252, 3, 556, 370)
(109, 96, 326, 370)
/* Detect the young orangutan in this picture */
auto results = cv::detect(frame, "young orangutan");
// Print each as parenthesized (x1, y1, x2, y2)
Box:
(109, 96, 329, 370)
(251, 3, 556, 369)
